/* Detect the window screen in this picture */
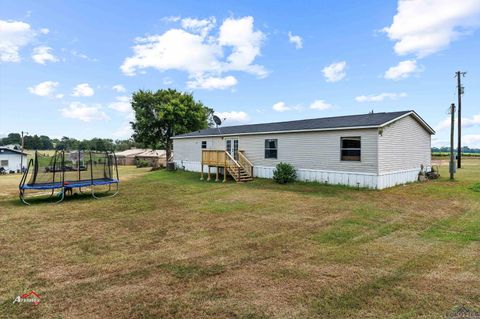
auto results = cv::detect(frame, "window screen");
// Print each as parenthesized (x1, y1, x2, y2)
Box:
(201, 141, 207, 149)
(1, 160, 8, 166)
(265, 139, 278, 159)
(341, 137, 361, 161)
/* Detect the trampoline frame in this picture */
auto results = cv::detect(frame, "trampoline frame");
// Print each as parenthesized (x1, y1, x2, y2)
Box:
(19, 150, 120, 205)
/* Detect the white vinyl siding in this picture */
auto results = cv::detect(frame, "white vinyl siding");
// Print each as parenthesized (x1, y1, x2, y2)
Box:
(228, 129, 378, 173)
(173, 129, 378, 173)
(173, 137, 224, 162)
(174, 129, 378, 173)
(378, 115, 431, 173)
(0, 152, 27, 172)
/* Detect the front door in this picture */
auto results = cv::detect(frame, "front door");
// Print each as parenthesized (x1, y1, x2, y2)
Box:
(225, 139, 239, 160)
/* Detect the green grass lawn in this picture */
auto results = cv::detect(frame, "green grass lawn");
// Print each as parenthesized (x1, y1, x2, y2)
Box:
(0, 162, 479, 318)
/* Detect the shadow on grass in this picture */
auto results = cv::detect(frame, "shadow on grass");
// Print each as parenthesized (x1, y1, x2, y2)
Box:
(11, 188, 118, 206)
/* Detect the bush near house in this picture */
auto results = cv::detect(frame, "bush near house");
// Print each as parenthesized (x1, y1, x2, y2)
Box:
(273, 162, 296, 184)
(135, 159, 149, 168)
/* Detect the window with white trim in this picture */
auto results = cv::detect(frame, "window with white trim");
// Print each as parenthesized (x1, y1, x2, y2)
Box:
(264, 139, 278, 159)
(340, 137, 361, 161)
(201, 141, 207, 149)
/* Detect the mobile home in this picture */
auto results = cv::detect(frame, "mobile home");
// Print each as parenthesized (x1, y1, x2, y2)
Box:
(172, 110, 434, 189)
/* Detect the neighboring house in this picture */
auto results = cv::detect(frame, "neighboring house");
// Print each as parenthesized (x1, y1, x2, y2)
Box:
(135, 150, 167, 167)
(0, 147, 28, 173)
(172, 110, 434, 189)
(3, 144, 21, 150)
(115, 149, 148, 165)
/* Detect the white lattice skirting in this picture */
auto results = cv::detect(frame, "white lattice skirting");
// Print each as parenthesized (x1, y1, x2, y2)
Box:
(174, 160, 421, 189)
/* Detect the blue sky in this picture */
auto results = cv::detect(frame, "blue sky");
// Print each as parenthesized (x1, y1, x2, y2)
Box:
(1, 0, 479, 147)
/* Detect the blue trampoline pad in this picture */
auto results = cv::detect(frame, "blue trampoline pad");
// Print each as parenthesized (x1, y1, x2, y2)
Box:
(21, 178, 119, 190)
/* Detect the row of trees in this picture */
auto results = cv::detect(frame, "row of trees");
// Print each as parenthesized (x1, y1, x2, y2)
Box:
(431, 146, 480, 153)
(0, 133, 141, 152)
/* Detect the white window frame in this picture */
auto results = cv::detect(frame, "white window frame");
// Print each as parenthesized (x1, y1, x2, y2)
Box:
(264, 139, 278, 159)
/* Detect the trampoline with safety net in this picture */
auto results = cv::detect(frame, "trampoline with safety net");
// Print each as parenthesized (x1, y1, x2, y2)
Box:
(19, 150, 119, 205)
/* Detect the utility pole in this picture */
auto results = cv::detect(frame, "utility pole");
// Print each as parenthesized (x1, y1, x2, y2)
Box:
(449, 103, 456, 180)
(20, 131, 29, 172)
(455, 71, 466, 168)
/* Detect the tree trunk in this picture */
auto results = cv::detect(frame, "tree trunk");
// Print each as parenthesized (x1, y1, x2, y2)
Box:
(165, 138, 173, 170)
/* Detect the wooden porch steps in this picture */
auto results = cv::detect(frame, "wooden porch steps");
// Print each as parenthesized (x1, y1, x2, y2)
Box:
(228, 166, 253, 182)
(201, 150, 254, 183)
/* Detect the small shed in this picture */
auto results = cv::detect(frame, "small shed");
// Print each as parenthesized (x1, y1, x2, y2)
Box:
(0, 147, 28, 173)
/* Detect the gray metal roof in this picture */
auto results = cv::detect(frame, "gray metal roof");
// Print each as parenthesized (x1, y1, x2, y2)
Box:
(0, 147, 28, 156)
(173, 110, 434, 138)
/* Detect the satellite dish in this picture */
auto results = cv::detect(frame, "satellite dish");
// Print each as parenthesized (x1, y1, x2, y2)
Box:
(213, 115, 222, 126)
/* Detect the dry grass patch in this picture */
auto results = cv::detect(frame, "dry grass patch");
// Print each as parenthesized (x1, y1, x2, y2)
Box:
(0, 161, 479, 318)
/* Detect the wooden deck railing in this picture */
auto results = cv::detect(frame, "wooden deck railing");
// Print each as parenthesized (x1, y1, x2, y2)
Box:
(202, 150, 226, 166)
(238, 151, 253, 177)
(225, 151, 241, 181)
(201, 149, 253, 182)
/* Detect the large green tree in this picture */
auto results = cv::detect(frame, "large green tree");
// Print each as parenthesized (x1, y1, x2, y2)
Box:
(130, 89, 213, 161)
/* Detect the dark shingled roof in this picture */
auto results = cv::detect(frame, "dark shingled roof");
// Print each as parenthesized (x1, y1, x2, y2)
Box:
(0, 147, 28, 156)
(174, 110, 434, 138)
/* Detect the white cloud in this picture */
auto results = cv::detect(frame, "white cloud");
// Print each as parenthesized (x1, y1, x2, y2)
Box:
(215, 111, 249, 124)
(121, 16, 266, 88)
(273, 100, 331, 112)
(61, 102, 108, 122)
(272, 101, 291, 112)
(161, 16, 181, 23)
(72, 83, 94, 97)
(322, 61, 347, 82)
(28, 81, 59, 97)
(163, 77, 173, 85)
(108, 96, 131, 113)
(384, 59, 421, 80)
(436, 113, 480, 131)
(112, 84, 126, 93)
(383, 0, 480, 57)
(309, 100, 332, 110)
(464, 135, 480, 148)
(187, 75, 237, 90)
(181, 17, 216, 37)
(121, 29, 222, 76)
(355, 92, 407, 102)
(218, 16, 267, 77)
(31, 46, 58, 64)
(462, 114, 480, 128)
(71, 50, 97, 62)
(0, 20, 35, 62)
(113, 123, 133, 138)
(288, 31, 303, 49)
